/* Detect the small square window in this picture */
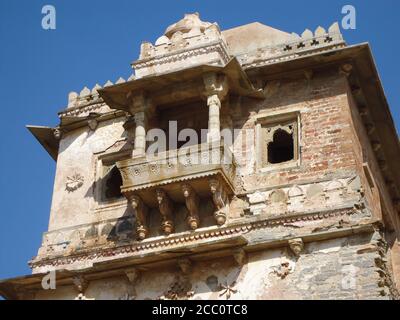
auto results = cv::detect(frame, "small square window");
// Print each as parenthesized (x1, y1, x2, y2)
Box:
(256, 112, 300, 171)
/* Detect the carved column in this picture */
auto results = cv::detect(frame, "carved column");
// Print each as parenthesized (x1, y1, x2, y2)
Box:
(134, 112, 146, 155)
(127, 194, 149, 240)
(156, 189, 174, 235)
(209, 178, 229, 225)
(207, 95, 221, 142)
(203, 73, 228, 143)
(128, 93, 154, 156)
(181, 184, 200, 230)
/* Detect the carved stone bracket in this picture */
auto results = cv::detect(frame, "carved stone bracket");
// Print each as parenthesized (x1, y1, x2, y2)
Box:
(339, 63, 353, 78)
(53, 127, 63, 140)
(123, 268, 140, 300)
(125, 268, 140, 285)
(181, 184, 200, 230)
(156, 189, 174, 235)
(288, 238, 304, 257)
(209, 178, 229, 225)
(72, 275, 89, 294)
(123, 116, 136, 146)
(233, 248, 247, 266)
(126, 194, 149, 240)
(177, 258, 192, 275)
(203, 73, 228, 99)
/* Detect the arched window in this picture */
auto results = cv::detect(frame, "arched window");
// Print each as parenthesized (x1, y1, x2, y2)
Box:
(103, 166, 123, 200)
(267, 129, 294, 164)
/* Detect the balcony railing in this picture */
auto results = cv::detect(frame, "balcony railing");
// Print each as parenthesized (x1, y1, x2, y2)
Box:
(116, 141, 236, 239)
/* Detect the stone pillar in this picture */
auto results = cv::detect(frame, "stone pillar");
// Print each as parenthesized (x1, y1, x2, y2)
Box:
(129, 93, 154, 157)
(203, 73, 228, 143)
(134, 112, 146, 155)
(207, 94, 221, 142)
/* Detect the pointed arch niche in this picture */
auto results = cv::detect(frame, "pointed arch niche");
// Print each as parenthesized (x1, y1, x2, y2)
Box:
(255, 111, 301, 172)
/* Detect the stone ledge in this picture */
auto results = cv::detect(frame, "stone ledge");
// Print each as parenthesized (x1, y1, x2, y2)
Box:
(30, 206, 363, 272)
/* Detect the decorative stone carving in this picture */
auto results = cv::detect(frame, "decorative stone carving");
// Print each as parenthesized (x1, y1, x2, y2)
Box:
(159, 274, 194, 300)
(272, 262, 292, 279)
(177, 258, 192, 274)
(123, 116, 136, 146)
(218, 281, 237, 300)
(88, 117, 98, 131)
(72, 275, 89, 294)
(53, 128, 62, 140)
(164, 13, 212, 39)
(123, 268, 139, 300)
(126, 194, 149, 240)
(288, 238, 304, 257)
(31, 207, 357, 270)
(233, 248, 247, 266)
(132, 13, 230, 78)
(181, 184, 200, 230)
(339, 63, 353, 77)
(209, 179, 229, 225)
(65, 173, 84, 192)
(156, 189, 174, 235)
(125, 268, 140, 284)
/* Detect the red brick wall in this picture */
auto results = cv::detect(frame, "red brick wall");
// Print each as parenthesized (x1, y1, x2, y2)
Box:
(239, 71, 360, 190)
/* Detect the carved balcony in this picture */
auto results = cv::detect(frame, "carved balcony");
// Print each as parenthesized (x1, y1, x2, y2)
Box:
(116, 141, 236, 239)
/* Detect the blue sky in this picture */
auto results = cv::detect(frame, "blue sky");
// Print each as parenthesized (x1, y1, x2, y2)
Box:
(0, 0, 399, 280)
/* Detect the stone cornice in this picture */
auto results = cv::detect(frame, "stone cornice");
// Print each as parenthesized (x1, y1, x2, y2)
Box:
(241, 43, 346, 70)
(58, 101, 106, 118)
(132, 41, 230, 70)
(29, 206, 359, 270)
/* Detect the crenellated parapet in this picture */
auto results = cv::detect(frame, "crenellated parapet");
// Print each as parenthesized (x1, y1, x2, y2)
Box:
(238, 22, 345, 69)
(63, 75, 135, 115)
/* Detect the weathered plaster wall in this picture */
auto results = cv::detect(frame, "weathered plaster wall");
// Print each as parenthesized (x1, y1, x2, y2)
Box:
(48, 116, 127, 231)
(34, 233, 394, 300)
(30, 65, 400, 300)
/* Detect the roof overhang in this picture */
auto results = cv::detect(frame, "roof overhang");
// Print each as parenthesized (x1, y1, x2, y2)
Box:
(26, 126, 59, 161)
(98, 58, 264, 112)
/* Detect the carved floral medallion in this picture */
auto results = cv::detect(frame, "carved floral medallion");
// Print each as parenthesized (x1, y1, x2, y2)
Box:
(65, 173, 84, 192)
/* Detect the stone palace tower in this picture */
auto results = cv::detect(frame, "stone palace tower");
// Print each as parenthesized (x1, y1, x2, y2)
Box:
(1, 13, 400, 300)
